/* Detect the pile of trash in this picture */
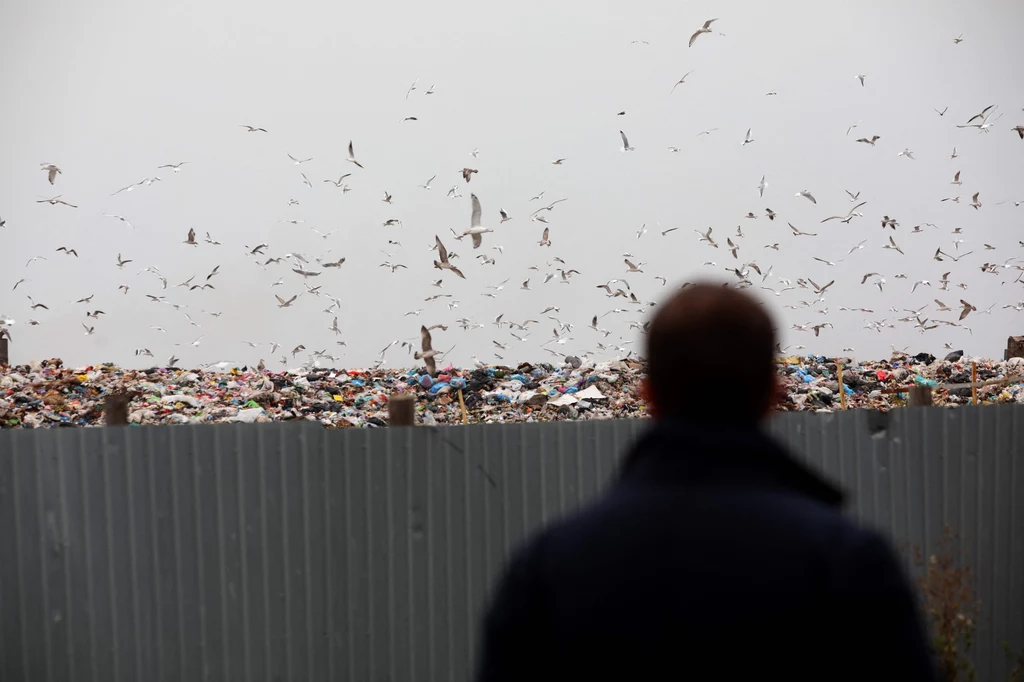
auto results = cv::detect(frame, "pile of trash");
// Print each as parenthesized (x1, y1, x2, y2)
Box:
(776, 351, 1024, 411)
(2, 352, 1023, 428)
(0, 357, 646, 428)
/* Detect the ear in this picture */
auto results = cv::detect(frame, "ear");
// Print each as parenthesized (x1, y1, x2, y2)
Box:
(640, 378, 658, 419)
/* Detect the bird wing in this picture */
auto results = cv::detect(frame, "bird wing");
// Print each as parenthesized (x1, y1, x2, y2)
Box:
(435, 235, 448, 262)
(348, 140, 356, 159)
(619, 130, 630, 147)
(625, 259, 637, 269)
(703, 18, 718, 29)
(450, 265, 465, 279)
(471, 232, 482, 249)
(688, 29, 702, 47)
(420, 325, 433, 352)
(470, 193, 482, 228)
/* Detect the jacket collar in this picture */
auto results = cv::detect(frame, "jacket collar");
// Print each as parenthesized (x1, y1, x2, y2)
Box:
(619, 419, 844, 507)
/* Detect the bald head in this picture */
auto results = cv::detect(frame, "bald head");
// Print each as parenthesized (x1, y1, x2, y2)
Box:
(645, 283, 776, 425)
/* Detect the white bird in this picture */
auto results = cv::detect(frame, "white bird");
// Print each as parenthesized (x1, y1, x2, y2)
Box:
(856, 73, 866, 87)
(288, 153, 313, 165)
(758, 175, 767, 197)
(795, 190, 816, 204)
(688, 18, 718, 47)
(157, 161, 190, 173)
(276, 294, 298, 308)
(461, 194, 493, 248)
(670, 70, 694, 93)
(898, 148, 916, 160)
(417, 174, 436, 190)
(40, 163, 62, 184)
(696, 227, 718, 247)
(346, 140, 364, 168)
(741, 128, 754, 146)
(619, 130, 635, 152)
(100, 213, 136, 230)
(537, 227, 551, 247)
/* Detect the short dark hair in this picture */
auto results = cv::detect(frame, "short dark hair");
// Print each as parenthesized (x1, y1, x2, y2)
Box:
(645, 283, 776, 424)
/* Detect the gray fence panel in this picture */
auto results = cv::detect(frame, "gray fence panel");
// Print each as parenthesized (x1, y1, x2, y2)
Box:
(1, 409, 1022, 681)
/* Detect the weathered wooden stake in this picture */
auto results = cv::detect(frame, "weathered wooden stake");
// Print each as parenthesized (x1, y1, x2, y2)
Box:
(388, 393, 415, 426)
(0, 334, 8, 366)
(458, 389, 468, 424)
(971, 362, 978, 405)
(104, 394, 131, 426)
(909, 385, 933, 407)
(837, 363, 847, 410)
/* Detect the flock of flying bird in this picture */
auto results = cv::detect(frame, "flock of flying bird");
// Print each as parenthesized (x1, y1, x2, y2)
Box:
(3, 20, 1024, 373)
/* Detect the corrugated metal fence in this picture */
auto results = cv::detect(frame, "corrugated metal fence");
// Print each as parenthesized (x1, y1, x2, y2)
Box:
(1, 407, 1022, 681)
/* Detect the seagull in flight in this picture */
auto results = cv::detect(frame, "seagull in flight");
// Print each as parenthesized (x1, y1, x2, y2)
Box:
(240, 125, 268, 132)
(688, 18, 718, 47)
(821, 201, 867, 223)
(619, 130, 635, 152)
(40, 163, 62, 184)
(36, 195, 77, 208)
(462, 194, 493, 248)
(795, 190, 816, 204)
(670, 70, 694, 92)
(347, 140, 364, 168)
(157, 161, 190, 172)
(433, 236, 465, 279)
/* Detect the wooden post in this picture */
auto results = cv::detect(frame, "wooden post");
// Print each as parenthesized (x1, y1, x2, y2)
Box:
(836, 363, 847, 410)
(388, 393, 415, 426)
(909, 385, 933, 407)
(0, 333, 8, 366)
(971, 362, 978, 405)
(103, 393, 131, 426)
(458, 389, 468, 424)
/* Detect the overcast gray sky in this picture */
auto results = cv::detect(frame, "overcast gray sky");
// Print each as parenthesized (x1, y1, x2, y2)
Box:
(2, 0, 1023, 370)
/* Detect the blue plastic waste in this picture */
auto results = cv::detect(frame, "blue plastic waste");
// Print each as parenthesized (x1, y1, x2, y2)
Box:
(429, 381, 450, 394)
(450, 377, 467, 389)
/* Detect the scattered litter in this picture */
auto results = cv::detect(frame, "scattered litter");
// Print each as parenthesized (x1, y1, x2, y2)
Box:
(1, 352, 1022, 428)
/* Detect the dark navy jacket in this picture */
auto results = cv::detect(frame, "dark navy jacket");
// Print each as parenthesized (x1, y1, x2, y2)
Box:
(475, 421, 937, 681)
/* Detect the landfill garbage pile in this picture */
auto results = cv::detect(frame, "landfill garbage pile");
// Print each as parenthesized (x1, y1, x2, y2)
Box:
(776, 351, 1024, 411)
(2, 352, 1024, 428)
(0, 357, 646, 428)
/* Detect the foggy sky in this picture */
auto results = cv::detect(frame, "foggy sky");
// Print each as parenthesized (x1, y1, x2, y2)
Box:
(2, 0, 1023, 370)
